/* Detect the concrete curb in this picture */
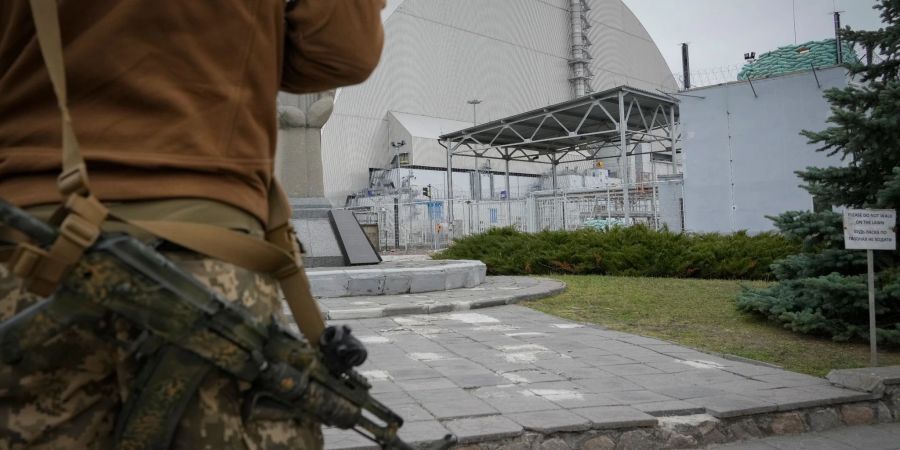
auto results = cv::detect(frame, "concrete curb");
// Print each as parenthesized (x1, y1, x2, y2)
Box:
(323, 278, 566, 320)
(307, 260, 487, 298)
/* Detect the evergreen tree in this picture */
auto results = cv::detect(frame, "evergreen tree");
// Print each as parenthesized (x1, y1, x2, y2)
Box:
(737, 0, 900, 344)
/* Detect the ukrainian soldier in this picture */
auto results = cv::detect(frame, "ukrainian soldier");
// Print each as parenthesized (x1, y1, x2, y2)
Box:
(0, 1, 385, 448)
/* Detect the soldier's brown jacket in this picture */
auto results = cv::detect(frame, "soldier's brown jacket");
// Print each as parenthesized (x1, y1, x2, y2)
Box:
(0, 0, 385, 224)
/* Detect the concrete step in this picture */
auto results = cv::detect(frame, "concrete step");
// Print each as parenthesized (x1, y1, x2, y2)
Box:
(314, 276, 566, 320)
(307, 260, 486, 298)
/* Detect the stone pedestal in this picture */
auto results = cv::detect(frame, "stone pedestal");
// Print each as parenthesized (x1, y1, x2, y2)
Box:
(275, 93, 331, 200)
(276, 93, 380, 268)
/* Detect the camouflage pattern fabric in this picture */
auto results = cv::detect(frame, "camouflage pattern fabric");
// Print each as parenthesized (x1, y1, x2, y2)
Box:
(0, 248, 323, 450)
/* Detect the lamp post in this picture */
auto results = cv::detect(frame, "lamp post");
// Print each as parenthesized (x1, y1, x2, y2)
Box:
(390, 140, 405, 248)
(467, 99, 482, 124)
(391, 140, 406, 193)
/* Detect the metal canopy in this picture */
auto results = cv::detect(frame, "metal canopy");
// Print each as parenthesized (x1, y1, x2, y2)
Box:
(439, 85, 679, 165)
(439, 85, 680, 232)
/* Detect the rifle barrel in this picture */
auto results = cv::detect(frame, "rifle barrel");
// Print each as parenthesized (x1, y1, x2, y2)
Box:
(0, 200, 58, 245)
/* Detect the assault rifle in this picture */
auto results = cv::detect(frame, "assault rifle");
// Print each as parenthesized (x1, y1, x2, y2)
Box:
(0, 200, 456, 450)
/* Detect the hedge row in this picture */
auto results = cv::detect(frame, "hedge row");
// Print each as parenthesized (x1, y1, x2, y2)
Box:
(433, 226, 799, 280)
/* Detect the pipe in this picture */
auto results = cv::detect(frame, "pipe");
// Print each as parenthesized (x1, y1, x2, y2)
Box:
(834, 12, 843, 64)
(618, 90, 631, 223)
(570, 0, 586, 97)
(681, 43, 691, 89)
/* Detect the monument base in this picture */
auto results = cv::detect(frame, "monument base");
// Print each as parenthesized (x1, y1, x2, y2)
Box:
(306, 260, 486, 298)
(291, 197, 381, 268)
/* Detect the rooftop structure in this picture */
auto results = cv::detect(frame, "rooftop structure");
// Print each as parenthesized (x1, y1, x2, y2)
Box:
(738, 39, 856, 80)
(440, 86, 678, 167)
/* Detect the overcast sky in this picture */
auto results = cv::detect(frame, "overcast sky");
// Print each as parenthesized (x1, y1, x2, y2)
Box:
(622, 0, 885, 74)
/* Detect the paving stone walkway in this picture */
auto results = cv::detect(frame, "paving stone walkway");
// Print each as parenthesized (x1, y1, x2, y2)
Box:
(708, 423, 900, 449)
(312, 276, 566, 320)
(320, 306, 872, 449)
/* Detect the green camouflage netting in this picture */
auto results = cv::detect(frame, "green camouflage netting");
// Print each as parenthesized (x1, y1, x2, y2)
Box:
(737, 38, 857, 80)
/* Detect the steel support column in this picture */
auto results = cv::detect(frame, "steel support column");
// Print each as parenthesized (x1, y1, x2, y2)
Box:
(618, 91, 631, 223)
(505, 156, 512, 227)
(551, 160, 559, 192)
(445, 141, 456, 239)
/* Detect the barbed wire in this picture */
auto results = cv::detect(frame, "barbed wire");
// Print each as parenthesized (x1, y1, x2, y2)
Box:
(671, 64, 744, 90)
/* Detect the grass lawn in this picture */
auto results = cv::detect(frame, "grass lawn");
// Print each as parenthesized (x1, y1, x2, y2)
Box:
(525, 275, 900, 377)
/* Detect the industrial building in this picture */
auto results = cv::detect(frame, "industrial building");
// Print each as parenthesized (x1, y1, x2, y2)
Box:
(317, 0, 679, 206)
(274, 1, 853, 248)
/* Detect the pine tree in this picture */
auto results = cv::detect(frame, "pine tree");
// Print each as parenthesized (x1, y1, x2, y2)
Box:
(737, 0, 900, 345)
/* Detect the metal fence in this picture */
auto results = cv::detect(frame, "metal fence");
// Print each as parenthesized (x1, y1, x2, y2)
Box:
(347, 181, 684, 252)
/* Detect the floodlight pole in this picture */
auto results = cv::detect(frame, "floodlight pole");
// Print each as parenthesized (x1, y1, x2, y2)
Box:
(618, 90, 631, 224)
(391, 140, 406, 248)
(468, 99, 482, 124)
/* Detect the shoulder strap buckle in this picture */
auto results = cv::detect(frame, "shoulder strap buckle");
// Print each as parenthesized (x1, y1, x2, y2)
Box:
(57, 163, 90, 197)
(9, 242, 68, 297)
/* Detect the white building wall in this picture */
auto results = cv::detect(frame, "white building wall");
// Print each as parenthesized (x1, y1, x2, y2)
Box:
(320, 0, 676, 205)
(681, 67, 848, 234)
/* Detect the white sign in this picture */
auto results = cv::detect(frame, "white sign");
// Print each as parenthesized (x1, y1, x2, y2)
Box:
(843, 209, 896, 251)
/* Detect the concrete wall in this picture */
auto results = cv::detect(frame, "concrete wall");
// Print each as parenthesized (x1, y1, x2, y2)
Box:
(318, 0, 677, 205)
(681, 67, 848, 234)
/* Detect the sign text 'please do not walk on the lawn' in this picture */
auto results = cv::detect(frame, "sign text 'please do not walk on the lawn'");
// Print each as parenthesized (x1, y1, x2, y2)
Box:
(843, 209, 896, 251)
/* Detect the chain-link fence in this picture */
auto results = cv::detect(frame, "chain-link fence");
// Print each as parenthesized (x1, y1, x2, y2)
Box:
(346, 180, 684, 252)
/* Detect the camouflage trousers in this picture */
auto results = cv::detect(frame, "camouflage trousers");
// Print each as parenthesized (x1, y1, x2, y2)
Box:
(0, 249, 323, 450)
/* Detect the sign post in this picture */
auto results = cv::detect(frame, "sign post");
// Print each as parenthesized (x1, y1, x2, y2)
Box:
(842, 209, 897, 366)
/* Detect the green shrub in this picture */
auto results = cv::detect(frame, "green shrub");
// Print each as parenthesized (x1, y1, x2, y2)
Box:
(738, 269, 900, 345)
(433, 226, 798, 280)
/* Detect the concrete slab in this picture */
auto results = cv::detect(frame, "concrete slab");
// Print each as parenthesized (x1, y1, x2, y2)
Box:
(312, 305, 876, 449)
(508, 410, 592, 433)
(634, 400, 706, 416)
(443, 415, 524, 444)
(414, 388, 498, 420)
(827, 366, 900, 394)
(471, 386, 561, 413)
(572, 405, 659, 429)
(396, 421, 453, 447)
(688, 394, 777, 418)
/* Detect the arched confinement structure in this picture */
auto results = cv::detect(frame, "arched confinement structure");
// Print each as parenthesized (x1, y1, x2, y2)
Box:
(319, 0, 677, 205)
